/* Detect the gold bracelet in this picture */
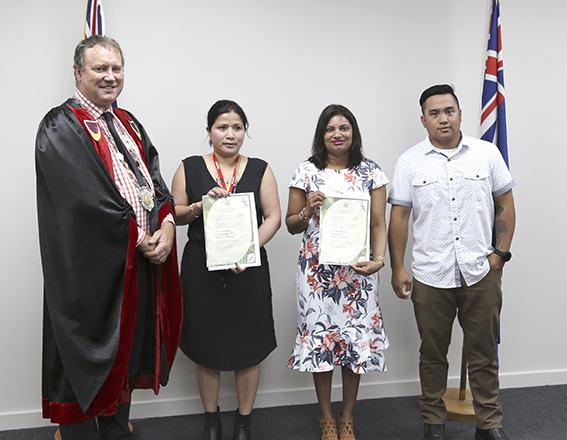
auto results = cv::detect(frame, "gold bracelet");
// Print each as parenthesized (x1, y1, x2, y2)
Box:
(189, 203, 199, 219)
(299, 207, 312, 224)
(373, 255, 386, 265)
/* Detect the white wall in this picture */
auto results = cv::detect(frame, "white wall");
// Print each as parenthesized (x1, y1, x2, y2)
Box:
(1, 0, 566, 430)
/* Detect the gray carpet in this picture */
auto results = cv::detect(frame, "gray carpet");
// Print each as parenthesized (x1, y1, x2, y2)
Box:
(1, 385, 564, 439)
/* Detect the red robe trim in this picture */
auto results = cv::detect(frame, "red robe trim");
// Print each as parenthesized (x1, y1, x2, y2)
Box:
(37, 101, 182, 424)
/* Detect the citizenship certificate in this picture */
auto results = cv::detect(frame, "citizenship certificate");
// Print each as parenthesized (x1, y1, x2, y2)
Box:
(319, 194, 370, 265)
(202, 192, 261, 271)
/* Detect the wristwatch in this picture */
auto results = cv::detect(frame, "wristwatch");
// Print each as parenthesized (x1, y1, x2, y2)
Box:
(493, 248, 512, 262)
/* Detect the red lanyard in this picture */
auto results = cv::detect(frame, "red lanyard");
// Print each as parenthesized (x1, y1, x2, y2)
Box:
(212, 153, 240, 194)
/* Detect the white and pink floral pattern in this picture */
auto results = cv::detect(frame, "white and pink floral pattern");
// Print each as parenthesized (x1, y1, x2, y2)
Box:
(287, 159, 389, 374)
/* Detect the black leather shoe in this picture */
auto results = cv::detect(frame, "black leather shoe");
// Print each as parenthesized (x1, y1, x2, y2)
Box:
(202, 407, 222, 440)
(475, 427, 509, 440)
(424, 423, 445, 440)
(233, 409, 251, 440)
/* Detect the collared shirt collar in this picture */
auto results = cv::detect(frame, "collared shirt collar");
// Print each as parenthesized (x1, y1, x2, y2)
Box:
(74, 89, 113, 119)
(421, 132, 471, 157)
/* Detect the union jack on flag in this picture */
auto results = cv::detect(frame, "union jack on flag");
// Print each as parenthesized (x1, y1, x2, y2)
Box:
(84, 0, 106, 38)
(480, 0, 508, 167)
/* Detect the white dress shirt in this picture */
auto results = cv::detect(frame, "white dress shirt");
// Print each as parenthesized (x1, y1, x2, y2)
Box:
(388, 134, 514, 288)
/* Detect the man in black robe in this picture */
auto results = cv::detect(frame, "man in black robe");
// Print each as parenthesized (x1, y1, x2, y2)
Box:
(35, 35, 182, 439)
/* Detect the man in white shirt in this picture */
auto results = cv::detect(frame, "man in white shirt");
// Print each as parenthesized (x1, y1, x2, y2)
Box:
(388, 84, 515, 440)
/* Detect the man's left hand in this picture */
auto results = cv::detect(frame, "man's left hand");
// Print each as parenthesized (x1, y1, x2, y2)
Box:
(144, 221, 175, 264)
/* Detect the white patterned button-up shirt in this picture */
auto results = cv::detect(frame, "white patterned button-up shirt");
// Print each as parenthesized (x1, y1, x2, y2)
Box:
(388, 134, 514, 288)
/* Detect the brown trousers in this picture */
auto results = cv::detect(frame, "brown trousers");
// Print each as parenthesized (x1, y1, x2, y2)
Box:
(411, 269, 504, 429)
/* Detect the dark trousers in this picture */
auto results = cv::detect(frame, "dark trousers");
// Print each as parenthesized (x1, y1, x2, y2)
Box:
(411, 269, 504, 429)
(60, 255, 152, 440)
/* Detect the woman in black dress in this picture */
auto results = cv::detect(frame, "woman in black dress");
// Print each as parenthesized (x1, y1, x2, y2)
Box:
(171, 100, 280, 440)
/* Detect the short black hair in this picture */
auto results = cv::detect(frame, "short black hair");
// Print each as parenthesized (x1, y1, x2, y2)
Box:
(419, 84, 460, 114)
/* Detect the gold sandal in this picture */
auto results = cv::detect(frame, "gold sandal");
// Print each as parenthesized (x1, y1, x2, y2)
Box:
(338, 413, 356, 440)
(319, 417, 339, 440)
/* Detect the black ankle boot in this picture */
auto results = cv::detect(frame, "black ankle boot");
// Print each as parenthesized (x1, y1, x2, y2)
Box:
(233, 409, 251, 440)
(202, 407, 221, 440)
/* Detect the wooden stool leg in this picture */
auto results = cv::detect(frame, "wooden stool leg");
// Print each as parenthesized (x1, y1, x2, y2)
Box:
(443, 341, 476, 422)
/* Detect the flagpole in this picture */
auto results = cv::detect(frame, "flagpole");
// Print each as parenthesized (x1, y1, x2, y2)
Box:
(444, 0, 503, 423)
(82, 0, 90, 39)
(478, 0, 495, 135)
(443, 343, 476, 422)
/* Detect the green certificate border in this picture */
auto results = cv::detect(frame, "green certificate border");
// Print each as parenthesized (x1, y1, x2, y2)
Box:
(202, 192, 261, 270)
(319, 194, 370, 265)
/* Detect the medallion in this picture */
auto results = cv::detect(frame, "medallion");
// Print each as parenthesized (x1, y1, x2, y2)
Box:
(138, 186, 155, 211)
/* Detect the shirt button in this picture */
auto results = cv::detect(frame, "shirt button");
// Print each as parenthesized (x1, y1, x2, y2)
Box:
(456, 237, 459, 241)
(454, 218, 457, 221)
(450, 178, 453, 181)
(452, 197, 455, 201)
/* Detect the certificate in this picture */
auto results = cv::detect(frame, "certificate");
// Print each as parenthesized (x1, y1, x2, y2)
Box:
(202, 192, 261, 271)
(319, 194, 370, 265)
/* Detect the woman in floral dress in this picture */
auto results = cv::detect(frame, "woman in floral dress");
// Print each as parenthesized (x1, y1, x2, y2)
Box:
(286, 104, 389, 440)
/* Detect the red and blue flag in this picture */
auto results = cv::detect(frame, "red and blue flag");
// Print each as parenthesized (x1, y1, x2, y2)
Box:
(84, 0, 106, 38)
(480, 0, 509, 167)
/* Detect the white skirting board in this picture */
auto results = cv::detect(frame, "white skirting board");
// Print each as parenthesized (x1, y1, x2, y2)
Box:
(1, 369, 565, 432)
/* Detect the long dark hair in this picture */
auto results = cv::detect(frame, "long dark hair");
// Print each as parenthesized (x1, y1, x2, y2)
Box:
(308, 104, 364, 170)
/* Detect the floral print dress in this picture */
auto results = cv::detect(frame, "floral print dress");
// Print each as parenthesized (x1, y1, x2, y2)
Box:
(287, 159, 389, 374)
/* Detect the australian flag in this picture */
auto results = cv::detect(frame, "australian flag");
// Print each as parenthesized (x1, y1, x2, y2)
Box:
(84, 0, 106, 38)
(480, 0, 508, 167)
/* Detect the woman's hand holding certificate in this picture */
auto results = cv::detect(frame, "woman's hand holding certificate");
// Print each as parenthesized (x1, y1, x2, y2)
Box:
(203, 192, 261, 271)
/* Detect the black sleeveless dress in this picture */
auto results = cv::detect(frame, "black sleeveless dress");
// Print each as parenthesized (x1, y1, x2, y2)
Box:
(179, 156, 277, 371)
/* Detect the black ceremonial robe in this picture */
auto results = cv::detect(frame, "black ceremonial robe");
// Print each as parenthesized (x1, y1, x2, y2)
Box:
(35, 99, 182, 424)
